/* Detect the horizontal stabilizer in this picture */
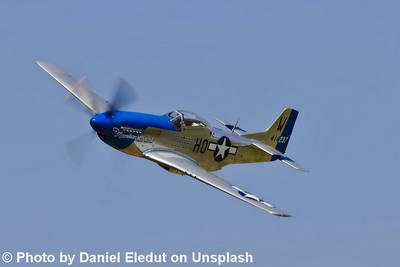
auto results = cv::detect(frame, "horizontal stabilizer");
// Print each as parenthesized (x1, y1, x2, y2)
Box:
(215, 117, 246, 135)
(280, 156, 306, 171)
(251, 140, 307, 171)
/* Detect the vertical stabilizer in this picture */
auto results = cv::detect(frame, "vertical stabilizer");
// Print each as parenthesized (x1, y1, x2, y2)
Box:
(243, 108, 298, 153)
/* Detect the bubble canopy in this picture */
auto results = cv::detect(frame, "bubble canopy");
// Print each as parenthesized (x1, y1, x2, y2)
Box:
(166, 110, 209, 129)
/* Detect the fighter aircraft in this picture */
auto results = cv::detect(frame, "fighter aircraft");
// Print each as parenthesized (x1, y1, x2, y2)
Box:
(37, 61, 306, 217)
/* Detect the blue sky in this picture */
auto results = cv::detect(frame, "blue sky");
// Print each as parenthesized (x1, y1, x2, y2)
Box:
(1, 1, 400, 266)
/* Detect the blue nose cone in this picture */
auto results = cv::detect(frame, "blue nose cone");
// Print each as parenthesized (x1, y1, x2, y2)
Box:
(90, 113, 114, 134)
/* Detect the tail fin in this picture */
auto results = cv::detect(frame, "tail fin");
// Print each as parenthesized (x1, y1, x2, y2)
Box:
(243, 108, 299, 153)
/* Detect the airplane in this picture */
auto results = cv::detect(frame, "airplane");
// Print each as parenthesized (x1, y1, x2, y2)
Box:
(37, 61, 306, 217)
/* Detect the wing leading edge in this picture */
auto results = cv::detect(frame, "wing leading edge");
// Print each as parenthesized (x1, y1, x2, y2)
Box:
(143, 149, 291, 217)
(36, 61, 110, 114)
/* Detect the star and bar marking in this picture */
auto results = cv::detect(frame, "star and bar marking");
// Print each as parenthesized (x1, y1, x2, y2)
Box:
(193, 136, 237, 162)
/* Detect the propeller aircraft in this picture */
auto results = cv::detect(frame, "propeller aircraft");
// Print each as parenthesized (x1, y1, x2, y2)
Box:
(37, 61, 306, 217)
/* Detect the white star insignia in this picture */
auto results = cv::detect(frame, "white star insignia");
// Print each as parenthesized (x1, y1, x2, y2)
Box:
(215, 138, 230, 159)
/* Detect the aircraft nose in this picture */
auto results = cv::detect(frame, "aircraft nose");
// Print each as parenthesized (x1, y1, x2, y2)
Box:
(90, 113, 114, 134)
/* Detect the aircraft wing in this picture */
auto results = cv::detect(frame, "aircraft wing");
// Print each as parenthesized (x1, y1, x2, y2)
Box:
(143, 149, 291, 217)
(36, 61, 111, 114)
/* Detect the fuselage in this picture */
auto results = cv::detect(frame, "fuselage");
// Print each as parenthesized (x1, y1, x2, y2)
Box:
(90, 110, 274, 172)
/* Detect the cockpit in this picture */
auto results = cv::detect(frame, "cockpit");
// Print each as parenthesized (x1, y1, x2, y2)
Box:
(166, 110, 209, 130)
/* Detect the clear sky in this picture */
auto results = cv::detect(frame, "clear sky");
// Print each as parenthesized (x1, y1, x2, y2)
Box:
(1, 1, 400, 266)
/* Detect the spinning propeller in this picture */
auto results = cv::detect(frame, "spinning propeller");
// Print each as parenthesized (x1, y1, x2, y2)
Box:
(68, 77, 137, 166)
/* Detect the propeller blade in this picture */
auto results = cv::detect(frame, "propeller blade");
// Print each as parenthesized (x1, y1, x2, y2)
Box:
(109, 77, 138, 111)
(64, 130, 96, 166)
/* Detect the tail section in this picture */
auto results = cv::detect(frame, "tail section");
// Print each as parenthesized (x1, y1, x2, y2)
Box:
(244, 108, 306, 171)
(243, 108, 298, 153)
